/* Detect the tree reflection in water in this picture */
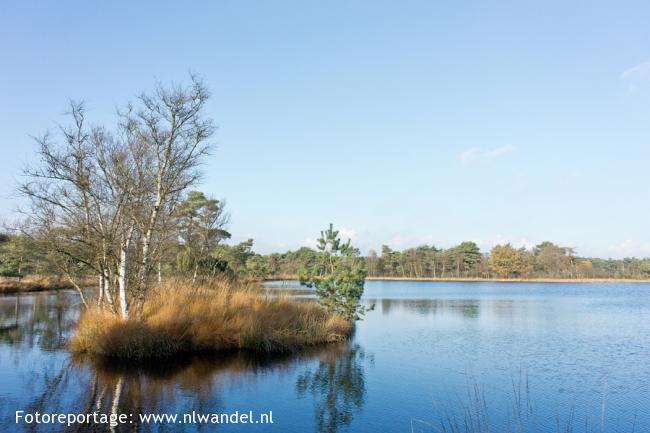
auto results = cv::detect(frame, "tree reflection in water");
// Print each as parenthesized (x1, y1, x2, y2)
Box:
(296, 343, 368, 433)
(16, 345, 370, 433)
(0, 292, 77, 350)
(2, 292, 371, 433)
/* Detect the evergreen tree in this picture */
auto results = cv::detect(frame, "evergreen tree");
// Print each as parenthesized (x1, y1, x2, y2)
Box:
(300, 224, 367, 321)
(176, 191, 230, 281)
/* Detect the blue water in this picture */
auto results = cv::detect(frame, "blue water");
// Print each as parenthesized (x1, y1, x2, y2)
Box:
(1, 281, 649, 432)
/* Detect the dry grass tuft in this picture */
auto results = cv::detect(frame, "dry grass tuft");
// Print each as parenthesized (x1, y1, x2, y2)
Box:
(70, 279, 352, 359)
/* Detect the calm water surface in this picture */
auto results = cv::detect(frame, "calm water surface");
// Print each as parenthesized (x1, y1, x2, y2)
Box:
(1, 281, 649, 432)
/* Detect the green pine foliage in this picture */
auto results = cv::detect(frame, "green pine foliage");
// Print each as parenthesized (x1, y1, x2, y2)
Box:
(299, 224, 367, 322)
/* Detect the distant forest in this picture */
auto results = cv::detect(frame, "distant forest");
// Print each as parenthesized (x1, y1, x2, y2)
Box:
(2, 230, 649, 282)
(265, 242, 650, 280)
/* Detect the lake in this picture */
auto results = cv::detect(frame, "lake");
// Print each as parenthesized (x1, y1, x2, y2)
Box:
(1, 280, 649, 432)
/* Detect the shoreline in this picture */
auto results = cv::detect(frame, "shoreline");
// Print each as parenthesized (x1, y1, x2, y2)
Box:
(4, 275, 650, 295)
(0, 282, 74, 294)
(0, 276, 92, 294)
(266, 275, 650, 283)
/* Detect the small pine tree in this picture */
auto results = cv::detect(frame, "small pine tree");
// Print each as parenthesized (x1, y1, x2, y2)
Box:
(300, 224, 367, 321)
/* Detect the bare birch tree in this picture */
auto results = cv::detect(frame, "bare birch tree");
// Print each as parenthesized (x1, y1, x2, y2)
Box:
(123, 75, 214, 297)
(19, 75, 214, 318)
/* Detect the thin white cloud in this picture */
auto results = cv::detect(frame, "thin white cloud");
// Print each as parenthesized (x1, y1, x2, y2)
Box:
(622, 61, 650, 80)
(485, 144, 516, 158)
(460, 144, 515, 164)
(300, 237, 318, 249)
(459, 148, 480, 163)
(484, 235, 536, 251)
(297, 228, 357, 252)
(301, 227, 356, 248)
(384, 234, 535, 253)
(621, 61, 650, 92)
(610, 240, 650, 258)
(385, 234, 437, 250)
(338, 227, 357, 242)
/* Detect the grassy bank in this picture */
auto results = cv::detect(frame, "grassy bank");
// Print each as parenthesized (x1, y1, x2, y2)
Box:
(265, 275, 650, 283)
(70, 279, 352, 359)
(0, 275, 77, 294)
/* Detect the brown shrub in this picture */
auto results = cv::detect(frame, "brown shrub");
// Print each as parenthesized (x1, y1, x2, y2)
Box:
(69, 279, 352, 359)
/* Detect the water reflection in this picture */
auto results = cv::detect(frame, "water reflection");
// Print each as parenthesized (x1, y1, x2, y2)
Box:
(375, 298, 482, 318)
(1, 291, 370, 433)
(16, 346, 369, 432)
(373, 297, 544, 320)
(296, 344, 369, 433)
(0, 292, 78, 350)
(6, 281, 648, 433)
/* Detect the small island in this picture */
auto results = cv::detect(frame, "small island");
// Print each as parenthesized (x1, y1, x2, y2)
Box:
(4, 78, 367, 360)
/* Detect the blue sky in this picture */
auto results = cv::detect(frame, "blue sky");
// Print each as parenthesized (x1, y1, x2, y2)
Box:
(1, 0, 649, 258)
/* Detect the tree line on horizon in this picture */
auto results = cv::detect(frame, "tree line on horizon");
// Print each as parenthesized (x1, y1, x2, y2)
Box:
(3, 232, 650, 282)
(3, 225, 650, 282)
(266, 241, 650, 280)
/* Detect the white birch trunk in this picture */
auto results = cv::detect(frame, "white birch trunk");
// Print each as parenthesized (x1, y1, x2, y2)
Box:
(103, 270, 114, 308)
(98, 274, 104, 306)
(117, 251, 129, 318)
(140, 198, 161, 290)
(117, 228, 133, 318)
(140, 142, 168, 291)
(141, 229, 152, 285)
